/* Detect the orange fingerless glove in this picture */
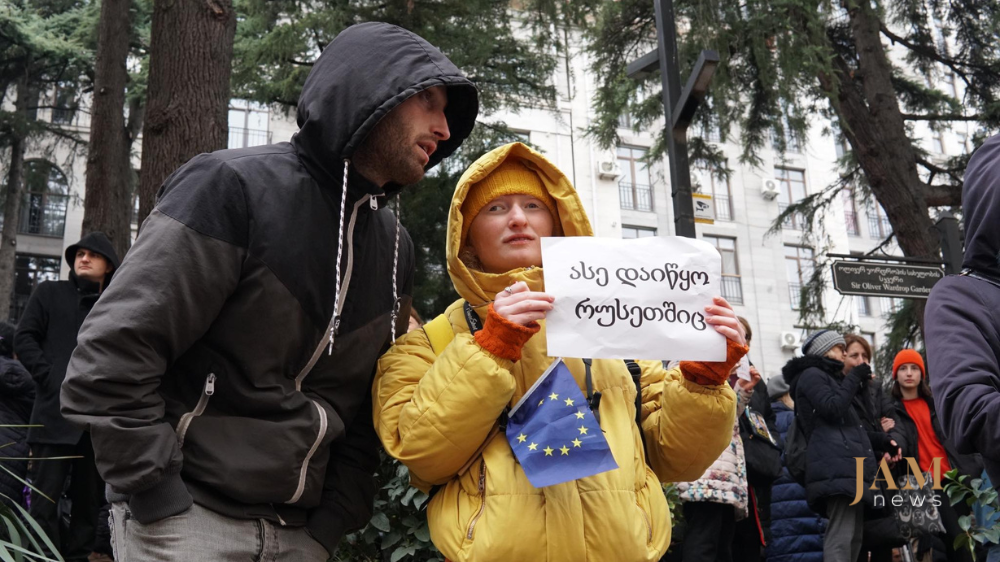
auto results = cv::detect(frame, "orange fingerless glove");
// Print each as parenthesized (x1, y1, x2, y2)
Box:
(680, 338, 750, 386)
(474, 304, 540, 362)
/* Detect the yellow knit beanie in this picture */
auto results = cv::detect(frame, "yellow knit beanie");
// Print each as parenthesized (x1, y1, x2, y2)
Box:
(461, 158, 560, 245)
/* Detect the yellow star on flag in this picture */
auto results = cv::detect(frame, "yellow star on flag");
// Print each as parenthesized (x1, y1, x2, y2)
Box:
(560, 446, 570, 455)
(538, 399, 544, 407)
(578, 425, 589, 435)
(517, 433, 527, 443)
(549, 392, 559, 401)
(575, 411, 585, 419)
(564, 397, 574, 406)
(528, 442, 538, 451)
(544, 446, 554, 456)
(572, 438, 582, 447)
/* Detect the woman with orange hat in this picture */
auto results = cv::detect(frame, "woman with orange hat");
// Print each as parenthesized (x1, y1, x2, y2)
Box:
(890, 349, 982, 562)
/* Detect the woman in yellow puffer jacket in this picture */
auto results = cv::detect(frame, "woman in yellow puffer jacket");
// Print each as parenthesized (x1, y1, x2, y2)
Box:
(373, 142, 745, 562)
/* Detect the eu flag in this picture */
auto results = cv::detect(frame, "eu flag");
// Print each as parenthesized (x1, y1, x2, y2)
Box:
(505, 359, 619, 488)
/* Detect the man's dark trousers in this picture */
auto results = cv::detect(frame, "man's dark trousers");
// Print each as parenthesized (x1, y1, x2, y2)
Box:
(29, 432, 104, 562)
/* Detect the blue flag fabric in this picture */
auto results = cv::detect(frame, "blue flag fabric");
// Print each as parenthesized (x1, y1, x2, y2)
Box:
(505, 359, 619, 488)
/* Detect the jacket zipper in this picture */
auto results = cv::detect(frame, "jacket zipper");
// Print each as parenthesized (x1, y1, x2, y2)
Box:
(466, 459, 487, 540)
(635, 500, 652, 544)
(287, 400, 329, 504)
(176, 373, 216, 447)
(294, 195, 370, 390)
(286, 194, 374, 504)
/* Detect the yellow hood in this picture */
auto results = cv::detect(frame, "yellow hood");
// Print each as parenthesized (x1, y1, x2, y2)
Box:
(446, 142, 594, 306)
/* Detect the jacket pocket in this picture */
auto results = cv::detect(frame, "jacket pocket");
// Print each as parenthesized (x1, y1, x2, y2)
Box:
(635, 499, 653, 545)
(287, 399, 330, 504)
(465, 458, 487, 541)
(176, 373, 216, 447)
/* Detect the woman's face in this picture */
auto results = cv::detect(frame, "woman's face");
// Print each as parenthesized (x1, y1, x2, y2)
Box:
(896, 363, 923, 391)
(824, 344, 846, 363)
(844, 342, 870, 370)
(466, 193, 555, 274)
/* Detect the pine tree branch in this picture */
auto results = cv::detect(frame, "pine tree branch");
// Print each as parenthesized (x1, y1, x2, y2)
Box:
(879, 24, 986, 77)
(902, 113, 978, 122)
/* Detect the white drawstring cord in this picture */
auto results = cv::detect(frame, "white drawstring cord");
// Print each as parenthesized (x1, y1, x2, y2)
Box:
(329, 159, 349, 355)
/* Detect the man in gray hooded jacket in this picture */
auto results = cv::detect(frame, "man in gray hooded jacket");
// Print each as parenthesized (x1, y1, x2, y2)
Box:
(61, 22, 478, 560)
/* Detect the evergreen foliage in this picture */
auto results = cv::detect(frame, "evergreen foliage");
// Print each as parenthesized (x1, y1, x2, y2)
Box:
(580, 0, 1000, 361)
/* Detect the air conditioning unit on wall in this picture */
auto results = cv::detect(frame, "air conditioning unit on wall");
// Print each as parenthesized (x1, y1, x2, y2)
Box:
(761, 178, 780, 200)
(780, 331, 801, 350)
(598, 159, 622, 180)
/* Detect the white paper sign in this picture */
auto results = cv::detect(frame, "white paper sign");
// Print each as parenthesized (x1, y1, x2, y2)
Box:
(541, 236, 725, 361)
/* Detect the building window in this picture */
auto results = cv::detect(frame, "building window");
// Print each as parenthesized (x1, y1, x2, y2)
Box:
(842, 189, 860, 236)
(867, 205, 892, 239)
(856, 295, 871, 317)
(785, 245, 816, 310)
(776, 167, 807, 230)
(6, 160, 70, 238)
(695, 167, 733, 221)
(700, 120, 723, 144)
(944, 72, 958, 97)
(861, 332, 876, 350)
(8, 253, 61, 323)
(228, 100, 271, 149)
(618, 113, 633, 129)
(618, 146, 653, 212)
(957, 132, 970, 153)
(880, 297, 904, 317)
(932, 131, 946, 154)
(704, 235, 743, 305)
(621, 226, 657, 239)
(51, 85, 77, 125)
(772, 115, 803, 153)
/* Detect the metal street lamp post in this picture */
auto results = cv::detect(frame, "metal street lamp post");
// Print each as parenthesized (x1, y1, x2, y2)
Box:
(626, 0, 718, 239)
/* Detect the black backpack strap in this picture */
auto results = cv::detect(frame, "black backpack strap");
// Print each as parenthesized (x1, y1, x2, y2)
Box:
(625, 359, 649, 462)
(583, 358, 602, 424)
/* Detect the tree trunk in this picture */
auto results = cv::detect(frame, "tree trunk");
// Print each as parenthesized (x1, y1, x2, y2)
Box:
(0, 76, 36, 321)
(813, 5, 941, 334)
(83, 0, 134, 261)
(137, 0, 236, 226)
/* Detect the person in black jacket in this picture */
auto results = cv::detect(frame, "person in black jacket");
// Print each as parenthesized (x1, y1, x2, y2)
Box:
(14, 232, 119, 562)
(844, 334, 907, 562)
(60, 22, 479, 562)
(783, 329, 900, 562)
(733, 318, 782, 562)
(0, 321, 34, 513)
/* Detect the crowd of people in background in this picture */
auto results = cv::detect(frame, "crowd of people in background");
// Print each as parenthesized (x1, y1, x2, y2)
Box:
(1, 21, 999, 562)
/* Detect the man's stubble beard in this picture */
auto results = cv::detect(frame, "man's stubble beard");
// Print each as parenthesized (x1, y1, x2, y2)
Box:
(353, 111, 425, 187)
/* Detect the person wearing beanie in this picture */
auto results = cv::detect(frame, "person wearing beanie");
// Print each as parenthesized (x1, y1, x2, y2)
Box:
(14, 232, 120, 561)
(766, 369, 828, 562)
(779, 329, 892, 562)
(840, 334, 907, 562)
(373, 142, 748, 562)
(889, 349, 982, 562)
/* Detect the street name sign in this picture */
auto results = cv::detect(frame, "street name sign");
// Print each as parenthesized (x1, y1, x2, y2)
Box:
(830, 261, 944, 299)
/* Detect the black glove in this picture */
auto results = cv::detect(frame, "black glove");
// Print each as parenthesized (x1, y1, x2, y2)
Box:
(850, 363, 872, 385)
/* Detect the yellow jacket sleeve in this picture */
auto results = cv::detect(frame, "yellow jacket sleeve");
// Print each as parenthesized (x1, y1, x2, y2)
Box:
(638, 360, 737, 483)
(373, 327, 517, 487)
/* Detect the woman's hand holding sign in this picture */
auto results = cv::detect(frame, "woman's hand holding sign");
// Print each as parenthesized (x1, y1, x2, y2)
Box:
(473, 282, 552, 363)
(704, 296, 747, 348)
(494, 282, 555, 327)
